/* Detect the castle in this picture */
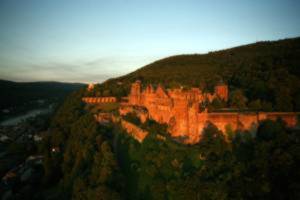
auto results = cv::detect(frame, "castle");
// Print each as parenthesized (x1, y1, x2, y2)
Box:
(119, 81, 298, 143)
(83, 81, 299, 144)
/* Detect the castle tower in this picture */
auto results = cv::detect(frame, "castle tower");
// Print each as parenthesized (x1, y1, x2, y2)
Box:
(187, 101, 200, 143)
(145, 84, 154, 93)
(87, 83, 95, 91)
(214, 84, 228, 101)
(129, 80, 142, 105)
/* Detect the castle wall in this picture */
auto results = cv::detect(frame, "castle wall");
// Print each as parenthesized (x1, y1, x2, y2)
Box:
(128, 81, 141, 105)
(121, 81, 299, 144)
(82, 97, 117, 104)
(169, 98, 189, 138)
(95, 113, 113, 124)
(205, 113, 239, 133)
(187, 102, 201, 142)
(93, 113, 148, 143)
(119, 105, 134, 116)
(121, 119, 148, 143)
(262, 112, 298, 127)
(204, 112, 298, 135)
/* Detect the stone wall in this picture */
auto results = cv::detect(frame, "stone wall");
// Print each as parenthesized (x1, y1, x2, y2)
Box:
(120, 119, 148, 143)
(119, 105, 149, 123)
(82, 97, 117, 104)
(94, 113, 113, 124)
(122, 81, 299, 144)
(93, 112, 148, 143)
(203, 112, 298, 134)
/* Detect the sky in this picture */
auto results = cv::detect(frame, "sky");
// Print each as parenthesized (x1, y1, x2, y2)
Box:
(0, 0, 299, 83)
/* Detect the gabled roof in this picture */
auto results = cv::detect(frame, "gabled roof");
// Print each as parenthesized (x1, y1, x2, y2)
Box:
(146, 84, 154, 93)
(156, 84, 169, 98)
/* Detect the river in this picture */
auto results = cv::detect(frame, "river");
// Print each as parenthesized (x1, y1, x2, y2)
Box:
(0, 107, 52, 126)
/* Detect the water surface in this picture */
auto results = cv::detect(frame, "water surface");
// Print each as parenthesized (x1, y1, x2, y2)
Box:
(0, 108, 51, 126)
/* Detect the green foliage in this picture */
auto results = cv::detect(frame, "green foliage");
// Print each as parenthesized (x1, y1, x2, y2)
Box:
(59, 114, 123, 199)
(229, 89, 247, 109)
(115, 118, 300, 200)
(275, 86, 293, 111)
(41, 91, 123, 199)
(248, 99, 262, 111)
(87, 102, 120, 113)
(261, 101, 273, 111)
(85, 81, 129, 100)
(39, 38, 300, 199)
(104, 37, 300, 111)
(123, 112, 142, 126)
(207, 97, 227, 111)
(42, 91, 300, 200)
(229, 120, 300, 199)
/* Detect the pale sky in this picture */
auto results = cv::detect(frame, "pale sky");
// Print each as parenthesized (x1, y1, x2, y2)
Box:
(0, 0, 299, 83)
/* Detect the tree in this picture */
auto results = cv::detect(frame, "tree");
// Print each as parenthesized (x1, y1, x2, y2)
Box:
(275, 86, 293, 111)
(208, 97, 226, 111)
(229, 89, 247, 109)
(261, 101, 273, 111)
(248, 99, 262, 111)
(197, 123, 233, 199)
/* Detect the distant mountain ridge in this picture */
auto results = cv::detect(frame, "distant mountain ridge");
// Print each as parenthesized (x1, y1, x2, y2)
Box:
(0, 79, 85, 110)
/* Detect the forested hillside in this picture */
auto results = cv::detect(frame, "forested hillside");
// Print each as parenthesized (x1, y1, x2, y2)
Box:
(11, 37, 300, 200)
(98, 37, 300, 111)
(0, 80, 85, 110)
(38, 90, 300, 200)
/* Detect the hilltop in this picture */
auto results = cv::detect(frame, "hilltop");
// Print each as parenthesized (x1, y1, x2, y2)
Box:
(97, 37, 300, 111)
(114, 37, 300, 86)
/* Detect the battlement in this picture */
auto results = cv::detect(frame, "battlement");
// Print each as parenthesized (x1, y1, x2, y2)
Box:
(128, 80, 227, 106)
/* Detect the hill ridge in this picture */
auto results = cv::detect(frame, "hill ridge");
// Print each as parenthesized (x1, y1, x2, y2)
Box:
(99, 37, 300, 111)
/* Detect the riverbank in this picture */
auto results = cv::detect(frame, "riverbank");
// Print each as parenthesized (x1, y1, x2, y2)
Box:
(0, 106, 52, 126)
(0, 107, 55, 199)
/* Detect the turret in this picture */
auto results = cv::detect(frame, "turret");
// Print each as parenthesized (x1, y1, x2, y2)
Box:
(145, 84, 154, 93)
(87, 83, 95, 91)
(129, 80, 142, 105)
(214, 84, 228, 101)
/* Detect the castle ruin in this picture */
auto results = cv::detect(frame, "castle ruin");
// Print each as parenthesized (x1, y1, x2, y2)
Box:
(119, 81, 298, 143)
(83, 81, 299, 144)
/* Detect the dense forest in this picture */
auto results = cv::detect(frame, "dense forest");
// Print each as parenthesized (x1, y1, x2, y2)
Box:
(4, 38, 300, 199)
(37, 89, 300, 200)
(92, 37, 300, 111)
(32, 38, 300, 200)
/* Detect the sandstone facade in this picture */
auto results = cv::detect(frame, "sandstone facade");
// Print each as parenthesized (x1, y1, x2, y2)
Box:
(121, 81, 299, 143)
(120, 119, 149, 142)
(94, 113, 148, 143)
(82, 97, 117, 104)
